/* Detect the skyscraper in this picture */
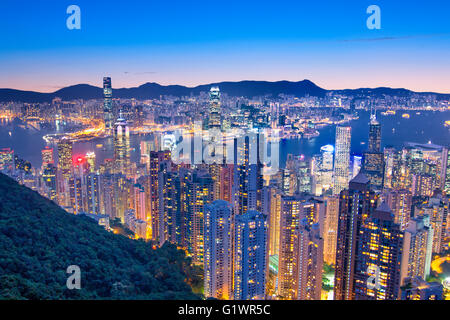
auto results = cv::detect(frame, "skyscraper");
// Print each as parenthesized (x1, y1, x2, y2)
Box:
(293, 221, 323, 300)
(57, 138, 73, 180)
(113, 111, 130, 175)
(383, 189, 412, 230)
(184, 169, 214, 264)
(204, 200, 233, 299)
(362, 112, 385, 190)
(208, 87, 221, 130)
(158, 166, 181, 246)
(233, 210, 267, 300)
(334, 172, 377, 300)
(149, 150, 171, 243)
(323, 195, 339, 265)
(103, 77, 113, 133)
(400, 215, 433, 283)
(277, 195, 302, 299)
(354, 202, 404, 300)
(333, 125, 351, 195)
(232, 133, 263, 215)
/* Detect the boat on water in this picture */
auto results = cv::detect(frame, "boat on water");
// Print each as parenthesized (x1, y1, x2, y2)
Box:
(381, 110, 396, 116)
(402, 113, 410, 119)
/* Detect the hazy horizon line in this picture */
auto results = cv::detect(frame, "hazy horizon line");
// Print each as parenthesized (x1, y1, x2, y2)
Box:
(2, 79, 450, 95)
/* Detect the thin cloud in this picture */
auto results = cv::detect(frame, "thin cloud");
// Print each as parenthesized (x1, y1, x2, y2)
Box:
(124, 71, 157, 75)
(339, 33, 450, 43)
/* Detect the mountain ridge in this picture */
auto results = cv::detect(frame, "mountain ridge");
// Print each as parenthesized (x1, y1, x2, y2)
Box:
(0, 80, 448, 103)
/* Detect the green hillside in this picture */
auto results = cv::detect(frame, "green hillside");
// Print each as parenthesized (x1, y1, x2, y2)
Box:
(0, 173, 201, 300)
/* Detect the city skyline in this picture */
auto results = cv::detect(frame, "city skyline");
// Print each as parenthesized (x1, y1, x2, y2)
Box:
(1, 0, 449, 304)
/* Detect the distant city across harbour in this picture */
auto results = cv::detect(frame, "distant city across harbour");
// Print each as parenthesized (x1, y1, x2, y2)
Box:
(0, 109, 449, 169)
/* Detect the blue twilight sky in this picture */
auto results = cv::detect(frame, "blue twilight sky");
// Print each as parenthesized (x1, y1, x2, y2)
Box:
(0, 0, 450, 92)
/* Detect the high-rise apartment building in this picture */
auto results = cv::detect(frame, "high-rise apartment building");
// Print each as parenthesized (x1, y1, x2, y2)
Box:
(233, 210, 267, 300)
(400, 215, 433, 283)
(354, 202, 404, 300)
(334, 172, 377, 300)
(204, 200, 233, 299)
(293, 221, 323, 300)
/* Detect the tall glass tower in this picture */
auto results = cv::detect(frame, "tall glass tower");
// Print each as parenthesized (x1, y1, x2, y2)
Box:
(103, 77, 113, 133)
(333, 125, 351, 194)
(368, 112, 381, 152)
(363, 111, 385, 189)
(113, 110, 130, 174)
(208, 87, 221, 130)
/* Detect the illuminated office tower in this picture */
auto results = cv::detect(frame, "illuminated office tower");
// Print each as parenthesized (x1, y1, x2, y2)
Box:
(354, 202, 404, 300)
(208, 87, 221, 130)
(321, 145, 334, 171)
(113, 111, 130, 175)
(352, 155, 362, 179)
(362, 113, 384, 190)
(103, 77, 113, 133)
(233, 210, 268, 300)
(232, 133, 263, 215)
(158, 168, 181, 246)
(41, 146, 54, 168)
(42, 164, 57, 201)
(315, 145, 334, 194)
(323, 195, 339, 265)
(204, 200, 233, 300)
(368, 111, 381, 152)
(383, 189, 412, 230)
(400, 215, 433, 283)
(333, 125, 351, 195)
(86, 173, 100, 215)
(296, 155, 312, 193)
(0, 148, 14, 172)
(334, 173, 377, 300)
(57, 138, 73, 179)
(86, 152, 96, 173)
(149, 150, 171, 242)
(184, 169, 214, 264)
(293, 221, 323, 300)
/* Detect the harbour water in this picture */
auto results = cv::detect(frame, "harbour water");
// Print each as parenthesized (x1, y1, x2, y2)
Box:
(1, 110, 449, 169)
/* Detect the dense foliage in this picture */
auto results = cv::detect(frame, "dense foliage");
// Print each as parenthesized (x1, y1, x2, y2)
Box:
(0, 173, 201, 300)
